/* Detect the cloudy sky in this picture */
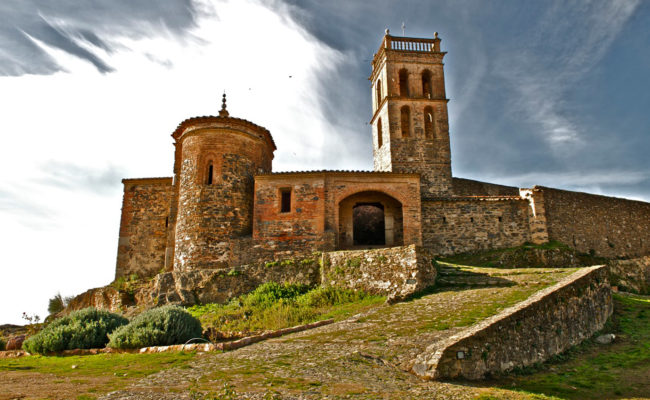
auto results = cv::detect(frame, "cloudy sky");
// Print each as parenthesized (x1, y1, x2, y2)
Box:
(1, 0, 648, 324)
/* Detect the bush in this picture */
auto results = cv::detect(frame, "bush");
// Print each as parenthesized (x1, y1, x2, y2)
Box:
(22, 308, 128, 355)
(242, 282, 311, 308)
(108, 305, 202, 349)
(0, 336, 5, 351)
(47, 292, 73, 315)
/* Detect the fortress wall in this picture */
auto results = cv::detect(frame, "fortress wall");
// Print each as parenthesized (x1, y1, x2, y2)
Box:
(539, 187, 650, 258)
(608, 256, 650, 294)
(116, 178, 173, 279)
(412, 266, 612, 380)
(421, 198, 531, 255)
(452, 177, 520, 196)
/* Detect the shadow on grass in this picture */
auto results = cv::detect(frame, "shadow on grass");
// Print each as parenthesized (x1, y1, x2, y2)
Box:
(403, 267, 516, 303)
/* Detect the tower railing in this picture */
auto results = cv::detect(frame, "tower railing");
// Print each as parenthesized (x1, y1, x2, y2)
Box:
(386, 36, 436, 52)
(371, 34, 442, 75)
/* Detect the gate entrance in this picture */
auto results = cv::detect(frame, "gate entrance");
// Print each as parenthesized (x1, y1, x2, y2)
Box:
(353, 203, 385, 246)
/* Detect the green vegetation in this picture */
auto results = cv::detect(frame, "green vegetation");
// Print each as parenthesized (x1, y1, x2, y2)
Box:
(0, 336, 5, 351)
(108, 305, 202, 349)
(188, 282, 384, 339)
(47, 292, 73, 315)
(486, 293, 650, 399)
(23, 308, 128, 355)
(439, 241, 606, 268)
(0, 352, 196, 398)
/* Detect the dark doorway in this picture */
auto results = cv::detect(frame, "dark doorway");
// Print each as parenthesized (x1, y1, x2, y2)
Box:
(353, 203, 385, 245)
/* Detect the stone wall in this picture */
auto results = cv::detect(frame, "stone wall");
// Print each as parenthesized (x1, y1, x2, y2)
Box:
(421, 197, 532, 255)
(321, 245, 436, 301)
(411, 266, 612, 380)
(144, 257, 321, 306)
(173, 122, 274, 271)
(115, 178, 173, 279)
(452, 177, 519, 196)
(609, 256, 650, 294)
(539, 186, 650, 258)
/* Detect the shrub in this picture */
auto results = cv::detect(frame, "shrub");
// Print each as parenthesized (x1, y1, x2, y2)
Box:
(242, 282, 310, 308)
(22, 308, 128, 355)
(47, 292, 73, 315)
(0, 336, 5, 351)
(108, 305, 202, 349)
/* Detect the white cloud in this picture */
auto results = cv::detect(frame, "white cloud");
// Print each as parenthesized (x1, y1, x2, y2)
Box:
(0, 0, 343, 324)
(497, 0, 640, 154)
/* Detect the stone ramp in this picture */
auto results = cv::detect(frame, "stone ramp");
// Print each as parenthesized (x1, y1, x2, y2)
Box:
(412, 266, 612, 380)
(100, 267, 578, 399)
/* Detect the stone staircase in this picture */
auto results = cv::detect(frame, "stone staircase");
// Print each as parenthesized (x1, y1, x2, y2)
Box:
(435, 264, 513, 287)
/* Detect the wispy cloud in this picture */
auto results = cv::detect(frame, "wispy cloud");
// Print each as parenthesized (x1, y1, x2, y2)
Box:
(496, 0, 640, 153)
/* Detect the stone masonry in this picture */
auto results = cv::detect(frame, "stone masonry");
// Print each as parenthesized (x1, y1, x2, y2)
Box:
(115, 31, 650, 280)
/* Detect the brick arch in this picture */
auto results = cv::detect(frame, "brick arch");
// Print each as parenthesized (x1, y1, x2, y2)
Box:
(336, 190, 404, 249)
(334, 185, 410, 207)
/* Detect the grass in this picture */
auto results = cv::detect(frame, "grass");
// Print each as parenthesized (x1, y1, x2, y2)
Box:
(438, 241, 606, 269)
(0, 351, 197, 399)
(188, 283, 385, 340)
(482, 293, 650, 399)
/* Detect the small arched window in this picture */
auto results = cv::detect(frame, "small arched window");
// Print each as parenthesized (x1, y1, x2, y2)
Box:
(422, 70, 432, 98)
(376, 79, 382, 107)
(400, 106, 410, 138)
(377, 118, 383, 148)
(206, 162, 214, 185)
(399, 69, 409, 97)
(424, 106, 435, 139)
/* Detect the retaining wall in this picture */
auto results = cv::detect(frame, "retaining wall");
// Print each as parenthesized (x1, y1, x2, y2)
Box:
(321, 245, 436, 301)
(411, 265, 612, 380)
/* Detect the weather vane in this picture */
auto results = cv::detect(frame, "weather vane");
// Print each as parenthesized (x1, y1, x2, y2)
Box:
(401, 22, 405, 36)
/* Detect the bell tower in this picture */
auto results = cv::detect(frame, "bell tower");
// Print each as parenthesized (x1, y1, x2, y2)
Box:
(370, 30, 452, 197)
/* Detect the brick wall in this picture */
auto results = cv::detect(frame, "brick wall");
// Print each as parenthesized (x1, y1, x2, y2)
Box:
(539, 187, 650, 258)
(255, 172, 423, 250)
(422, 198, 532, 255)
(115, 178, 173, 279)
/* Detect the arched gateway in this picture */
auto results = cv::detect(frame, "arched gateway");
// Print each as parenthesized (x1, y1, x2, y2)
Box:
(338, 191, 404, 249)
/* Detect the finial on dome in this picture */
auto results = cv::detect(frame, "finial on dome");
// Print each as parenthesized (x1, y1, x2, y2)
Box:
(219, 91, 229, 117)
(385, 28, 390, 35)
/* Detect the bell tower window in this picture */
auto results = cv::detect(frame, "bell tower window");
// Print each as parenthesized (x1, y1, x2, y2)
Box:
(399, 69, 409, 97)
(424, 106, 435, 139)
(422, 70, 433, 98)
(400, 106, 410, 138)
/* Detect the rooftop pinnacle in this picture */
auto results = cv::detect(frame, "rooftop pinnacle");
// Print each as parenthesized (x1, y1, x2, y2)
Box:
(219, 92, 229, 117)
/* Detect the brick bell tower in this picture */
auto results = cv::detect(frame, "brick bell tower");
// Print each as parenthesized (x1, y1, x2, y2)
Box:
(369, 30, 452, 197)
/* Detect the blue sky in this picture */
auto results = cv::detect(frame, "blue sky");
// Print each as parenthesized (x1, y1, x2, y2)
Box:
(0, 0, 648, 324)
